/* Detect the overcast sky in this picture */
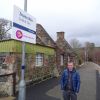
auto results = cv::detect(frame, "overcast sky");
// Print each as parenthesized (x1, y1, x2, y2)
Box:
(0, 0, 100, 46)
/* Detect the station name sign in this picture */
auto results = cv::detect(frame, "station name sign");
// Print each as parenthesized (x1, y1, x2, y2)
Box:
(11, 6, 36, 44)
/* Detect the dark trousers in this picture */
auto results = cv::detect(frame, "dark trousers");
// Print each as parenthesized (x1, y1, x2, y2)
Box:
(63, 90, 77, 100)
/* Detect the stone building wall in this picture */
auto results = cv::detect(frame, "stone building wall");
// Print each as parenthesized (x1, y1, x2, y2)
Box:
(0, 40, 56, 96)
(36, 24, 56, 47)
(0, 52, 55, 95)
(56, 32, 76, 73)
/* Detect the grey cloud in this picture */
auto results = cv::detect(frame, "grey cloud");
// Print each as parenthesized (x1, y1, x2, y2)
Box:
(67, 23, 100, 38)
(67, 35, 100, 47)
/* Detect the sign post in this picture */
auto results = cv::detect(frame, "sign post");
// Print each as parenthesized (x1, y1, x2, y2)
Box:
(18, 0, 27, 100)
(11, 1, 36, 100)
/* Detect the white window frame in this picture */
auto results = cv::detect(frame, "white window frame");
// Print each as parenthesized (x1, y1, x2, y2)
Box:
(35, 53, 44, 67)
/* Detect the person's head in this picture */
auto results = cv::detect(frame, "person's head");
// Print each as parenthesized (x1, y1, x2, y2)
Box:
(67, 62, 74, 71)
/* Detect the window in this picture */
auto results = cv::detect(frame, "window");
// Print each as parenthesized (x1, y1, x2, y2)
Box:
(61, 54, 64, 66)
(35, 53, 44, 67)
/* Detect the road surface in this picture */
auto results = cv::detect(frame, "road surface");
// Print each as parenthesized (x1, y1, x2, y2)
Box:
(16, 62, 100, 100)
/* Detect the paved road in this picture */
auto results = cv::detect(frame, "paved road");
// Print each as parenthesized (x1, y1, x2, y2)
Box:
(26, 78, 61, 100)
(16, 62, 100, 100)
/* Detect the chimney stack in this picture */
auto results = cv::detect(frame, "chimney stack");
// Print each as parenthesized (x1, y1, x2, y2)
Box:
(57, 32, 65, 40)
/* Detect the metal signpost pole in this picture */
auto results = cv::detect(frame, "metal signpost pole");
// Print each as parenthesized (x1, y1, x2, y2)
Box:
(18, 0, 27, 100)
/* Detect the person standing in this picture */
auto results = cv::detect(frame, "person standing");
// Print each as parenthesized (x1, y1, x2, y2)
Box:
(61, 62, 80, 100)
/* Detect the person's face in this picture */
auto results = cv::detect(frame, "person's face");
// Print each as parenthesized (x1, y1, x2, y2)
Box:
(67, 62, 74, 71)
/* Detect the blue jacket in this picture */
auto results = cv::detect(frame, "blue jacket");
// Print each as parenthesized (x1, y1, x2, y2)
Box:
(61, 68, 80, 93)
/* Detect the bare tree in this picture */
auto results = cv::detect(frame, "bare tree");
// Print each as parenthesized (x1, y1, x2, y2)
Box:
(69, 38, 82, 64)
(70, 38, 81, 49)
(0, 18, 12, 40)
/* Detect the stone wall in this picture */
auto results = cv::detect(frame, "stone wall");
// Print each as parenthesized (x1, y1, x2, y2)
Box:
(0, 52, 55, 95)
(56, 32, 77, 73)
(0, 53, 16, 96)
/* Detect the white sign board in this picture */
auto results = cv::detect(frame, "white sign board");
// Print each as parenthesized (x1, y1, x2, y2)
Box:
(11, 6, 36, 44)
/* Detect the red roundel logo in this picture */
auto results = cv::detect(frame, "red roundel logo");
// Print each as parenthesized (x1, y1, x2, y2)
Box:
(16, 30, 23, 39)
